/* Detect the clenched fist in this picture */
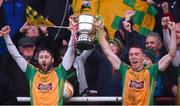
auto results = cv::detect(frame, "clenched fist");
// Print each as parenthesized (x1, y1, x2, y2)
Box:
(0, 25, 11, 37)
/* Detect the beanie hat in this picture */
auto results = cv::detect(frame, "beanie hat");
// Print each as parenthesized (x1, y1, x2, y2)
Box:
(108, 38, 123, 52)
(144, 49, 156, 63)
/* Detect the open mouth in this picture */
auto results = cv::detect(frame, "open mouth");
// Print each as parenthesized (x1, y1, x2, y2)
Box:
(42, 63, 47, 70)
(131, 60, 138, 66)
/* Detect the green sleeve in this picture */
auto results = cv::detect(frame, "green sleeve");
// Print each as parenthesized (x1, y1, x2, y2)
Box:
(25, 64, 37, 80)
(55, 64, 67, 80)
(148, 63, 160, 81)
(118, 62, 130, 79)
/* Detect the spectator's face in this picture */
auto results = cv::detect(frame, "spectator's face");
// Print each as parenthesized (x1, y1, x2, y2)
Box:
(176, 23, 180, 46)
(38, 50, 54, 72)
(129, 47, 145, 71)
(143, 56, 153, 68)
(145, 36, 160, 54)
(26, 26, 39, 37)
(109, 43, 119, 54)
(19, 45, 35, 61)
(0, 0, 3, 7)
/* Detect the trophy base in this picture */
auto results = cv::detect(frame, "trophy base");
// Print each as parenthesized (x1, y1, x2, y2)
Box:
(76, 41, 94, 50)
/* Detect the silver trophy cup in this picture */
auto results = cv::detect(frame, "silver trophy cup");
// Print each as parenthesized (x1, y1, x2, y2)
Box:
(76, 14, 97, 50)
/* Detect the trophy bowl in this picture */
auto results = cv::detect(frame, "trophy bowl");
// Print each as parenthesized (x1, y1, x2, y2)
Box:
(76, 14, 97, 50)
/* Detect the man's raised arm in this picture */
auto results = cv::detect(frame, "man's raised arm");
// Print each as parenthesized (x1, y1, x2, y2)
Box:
(162, 16, 180, 67)
(61, 16, 77, 71)
(98, 28, 121, 70)
(158, 22, 177, 71)
(62, 33, 75, 71)
(0, 25, 28, 72)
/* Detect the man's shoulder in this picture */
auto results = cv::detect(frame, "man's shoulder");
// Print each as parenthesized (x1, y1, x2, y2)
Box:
(54, 64, 66, 72)
(148, 63, 158, 69)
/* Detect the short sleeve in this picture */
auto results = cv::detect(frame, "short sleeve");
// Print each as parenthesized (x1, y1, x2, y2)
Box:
(25, 64, 37, 80)
(118, 62, 130, 79)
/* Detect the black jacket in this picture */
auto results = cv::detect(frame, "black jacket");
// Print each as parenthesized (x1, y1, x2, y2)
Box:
(0, 72, 17, 104)
(0, 52, 30, 104)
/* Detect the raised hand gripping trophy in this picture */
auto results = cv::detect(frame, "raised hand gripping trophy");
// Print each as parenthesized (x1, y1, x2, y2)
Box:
(71, 14, 103, 50)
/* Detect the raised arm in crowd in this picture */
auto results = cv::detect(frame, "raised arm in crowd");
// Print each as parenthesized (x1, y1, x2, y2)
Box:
(0, 25, 75, 72)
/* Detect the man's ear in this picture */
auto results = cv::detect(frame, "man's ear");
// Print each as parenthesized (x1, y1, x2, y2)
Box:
(18, 47, 23, 54)
(32, 46, 36, 51)
(52, 58, 54, 63)
(158, 42, 162, 50)
(142, 53, 146, 60)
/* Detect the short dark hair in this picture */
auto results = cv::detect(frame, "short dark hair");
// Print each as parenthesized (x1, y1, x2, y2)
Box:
(128, 44, 144, 53)
(36, 48, 54, 58)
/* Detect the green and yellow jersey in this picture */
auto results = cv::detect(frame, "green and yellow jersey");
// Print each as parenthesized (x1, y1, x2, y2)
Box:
(25, 64, 66, 105)
(118, 63, 160, 105)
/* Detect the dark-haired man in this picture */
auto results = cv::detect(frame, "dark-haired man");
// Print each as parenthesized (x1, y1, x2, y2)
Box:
(0, 25, 75, 105)
(98, 20, 176, 105)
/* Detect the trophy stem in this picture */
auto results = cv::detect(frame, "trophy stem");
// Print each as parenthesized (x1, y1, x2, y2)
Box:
(49, 26, 69, 29)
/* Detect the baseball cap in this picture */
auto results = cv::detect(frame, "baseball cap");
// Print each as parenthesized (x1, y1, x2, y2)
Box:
(18, 37, 35, 47)
(144, 49, 156, 63)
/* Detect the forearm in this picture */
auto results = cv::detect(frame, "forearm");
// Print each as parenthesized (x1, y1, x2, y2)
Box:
(3, 34, 27, 72)
(163, 29, 171, 51)
(62, 35, 75, 70)
(169, 28, 176, 57)
(172, 52, 180, 67)
(99, 29, 112, 56)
